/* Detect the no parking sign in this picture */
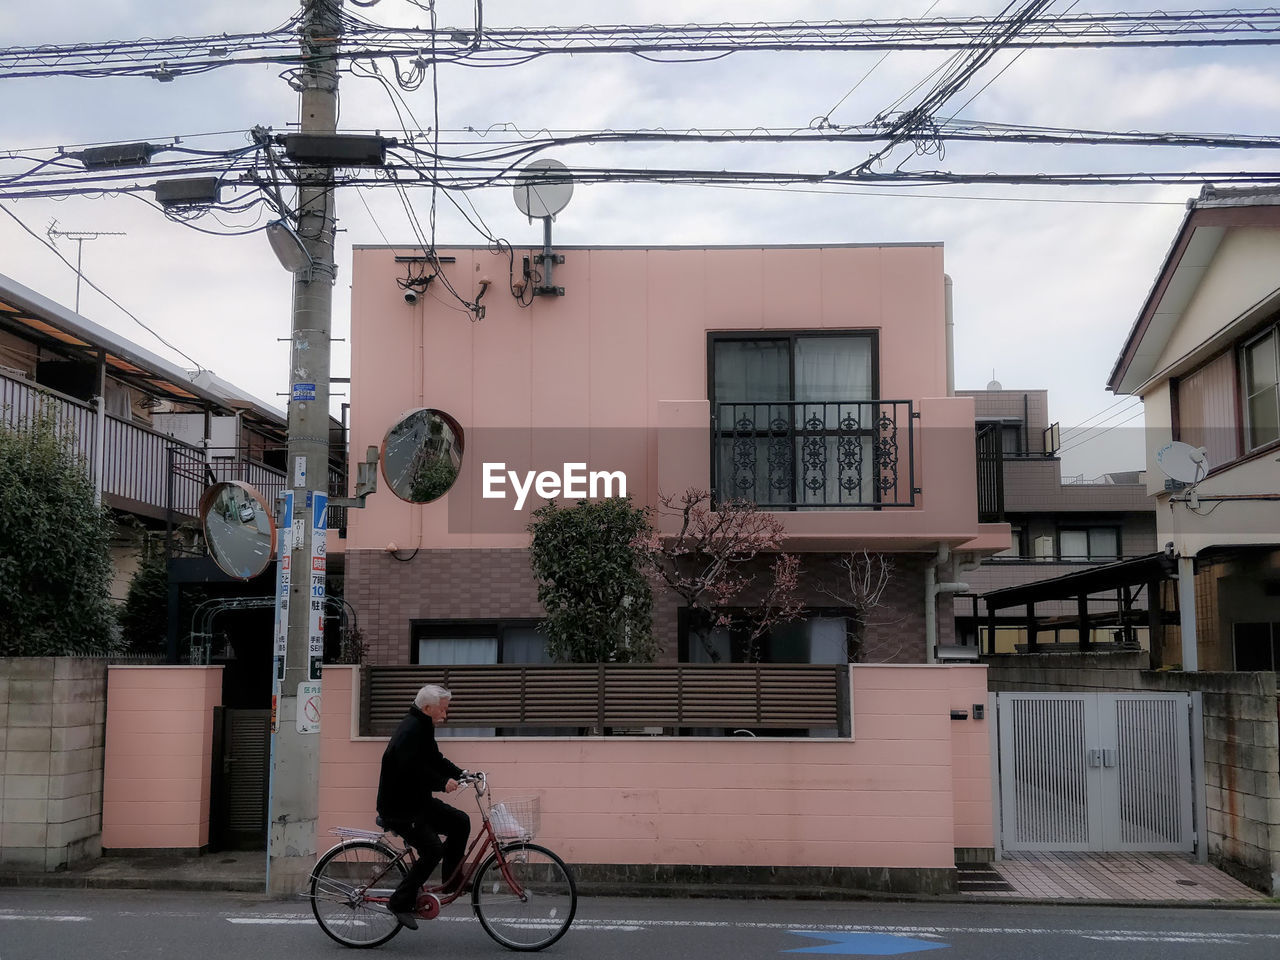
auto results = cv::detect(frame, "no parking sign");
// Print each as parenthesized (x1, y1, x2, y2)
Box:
(297, 681, 322, 734)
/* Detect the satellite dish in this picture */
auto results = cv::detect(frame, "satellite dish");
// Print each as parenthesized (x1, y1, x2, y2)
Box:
(199, 480, 276, 580)
(1155, 441, 1207, 484)
(513, 159, 573, 220)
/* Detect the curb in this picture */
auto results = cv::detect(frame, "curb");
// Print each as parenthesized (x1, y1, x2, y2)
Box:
(0, 873, 264, 893)
(4, 871, 1272, 908)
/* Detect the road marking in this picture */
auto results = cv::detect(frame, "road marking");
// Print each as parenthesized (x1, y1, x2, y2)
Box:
(1084, 935, 1244, 944)
(0, 915, 89, 922)
(786, 931, 949, 955)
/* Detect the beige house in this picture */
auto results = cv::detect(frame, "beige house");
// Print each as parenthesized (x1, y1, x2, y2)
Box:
(1109, 185, 1280, 671)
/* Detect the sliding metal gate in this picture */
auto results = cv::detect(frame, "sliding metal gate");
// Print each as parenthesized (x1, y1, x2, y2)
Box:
(995, 693, 1195, 853)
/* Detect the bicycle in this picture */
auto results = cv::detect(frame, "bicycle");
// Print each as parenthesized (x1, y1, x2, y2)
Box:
(309, 772, 577, 951)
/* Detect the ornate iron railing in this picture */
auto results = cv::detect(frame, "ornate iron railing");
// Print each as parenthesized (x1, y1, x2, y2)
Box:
(712, 399, 916, 508)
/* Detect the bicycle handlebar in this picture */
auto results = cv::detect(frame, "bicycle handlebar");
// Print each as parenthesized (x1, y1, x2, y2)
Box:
(457, 770, 487, 795)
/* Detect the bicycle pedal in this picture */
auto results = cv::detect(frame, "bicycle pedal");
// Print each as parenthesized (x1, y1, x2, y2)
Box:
(414, 892, 441, 920)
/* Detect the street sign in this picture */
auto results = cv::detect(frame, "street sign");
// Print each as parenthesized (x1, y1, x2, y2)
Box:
(297, 681, 322, 734)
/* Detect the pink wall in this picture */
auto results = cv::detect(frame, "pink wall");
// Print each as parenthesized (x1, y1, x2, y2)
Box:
(101, 666, 221, 849)
(348, 244, 998, 554)
(318, 665, 992, 869)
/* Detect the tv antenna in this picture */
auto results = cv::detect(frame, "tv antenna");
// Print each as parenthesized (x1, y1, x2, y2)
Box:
(513, 159, 573, 296)
(46, 222, 127, 313)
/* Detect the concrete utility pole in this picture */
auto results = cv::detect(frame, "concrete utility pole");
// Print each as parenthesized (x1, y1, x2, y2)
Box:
(268, 0, 341, 895)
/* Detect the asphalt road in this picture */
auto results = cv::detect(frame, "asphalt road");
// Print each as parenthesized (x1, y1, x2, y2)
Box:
(1, 889, 1277, 960)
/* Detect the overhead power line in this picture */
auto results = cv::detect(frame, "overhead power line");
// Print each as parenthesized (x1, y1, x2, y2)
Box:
(3, 8, 1280, 79)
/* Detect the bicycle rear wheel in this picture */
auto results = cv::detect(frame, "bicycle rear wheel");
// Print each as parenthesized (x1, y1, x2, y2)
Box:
(310, 839, 408, 948)
(472, 842, 577, 951)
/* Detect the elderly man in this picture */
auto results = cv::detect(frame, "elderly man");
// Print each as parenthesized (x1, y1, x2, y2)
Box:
(376, 683, 470, 929)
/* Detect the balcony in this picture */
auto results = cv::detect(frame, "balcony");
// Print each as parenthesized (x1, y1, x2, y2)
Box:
(1, 370, 347, 533)
(712, 399, 916, 508)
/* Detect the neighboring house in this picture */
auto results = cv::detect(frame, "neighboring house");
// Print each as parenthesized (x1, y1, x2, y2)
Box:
(1108, 184, 1280, 672)
(951, 385, 1158, 655)
(346, 243, 1009, 678)
(0, 269, 347, 655)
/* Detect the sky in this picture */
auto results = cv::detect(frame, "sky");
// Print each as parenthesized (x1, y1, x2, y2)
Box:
(1, 1, 1275, 481)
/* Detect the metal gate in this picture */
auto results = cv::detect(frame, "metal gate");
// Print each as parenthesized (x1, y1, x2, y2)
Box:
(210, 707, 271, 850)
(995, 693, 1195, 853)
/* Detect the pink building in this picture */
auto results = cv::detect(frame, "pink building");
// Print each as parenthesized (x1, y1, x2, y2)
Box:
(345, 243, 1008, 668)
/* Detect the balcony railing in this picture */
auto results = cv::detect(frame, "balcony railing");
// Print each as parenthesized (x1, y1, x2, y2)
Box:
(3, 371, 204, 515)
(3, 371, 347, 534)
(712, 399, 916, 508)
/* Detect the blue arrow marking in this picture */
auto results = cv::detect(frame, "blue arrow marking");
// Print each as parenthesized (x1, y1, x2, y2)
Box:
(785, 931, 949, 955)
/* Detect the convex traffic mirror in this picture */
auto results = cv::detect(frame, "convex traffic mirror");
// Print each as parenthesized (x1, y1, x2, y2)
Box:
(382, 408, 464, 503)
(199, 480, 275, 580)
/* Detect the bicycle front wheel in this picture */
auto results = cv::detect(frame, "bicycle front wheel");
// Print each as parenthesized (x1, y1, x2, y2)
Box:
(472, 842, 577, 951)
(310, 839, 408, 948)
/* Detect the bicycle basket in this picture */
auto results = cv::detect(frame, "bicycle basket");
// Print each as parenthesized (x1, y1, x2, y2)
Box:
(490, 796, 539, 841)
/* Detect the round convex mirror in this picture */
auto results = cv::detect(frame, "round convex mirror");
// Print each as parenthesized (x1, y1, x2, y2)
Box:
(199, 480, 276, 580)
(382, 408, 464, 503)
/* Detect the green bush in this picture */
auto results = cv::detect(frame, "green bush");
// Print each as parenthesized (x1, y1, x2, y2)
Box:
(529, 497, 656, 663)
(0, 407, 117, 655)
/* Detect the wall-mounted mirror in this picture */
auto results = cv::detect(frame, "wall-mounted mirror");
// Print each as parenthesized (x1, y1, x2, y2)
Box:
(382, 408, 464, 503)
(199, 480, 275, 580)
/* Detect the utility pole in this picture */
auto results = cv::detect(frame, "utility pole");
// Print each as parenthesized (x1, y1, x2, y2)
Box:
(267, 0, 341, 896)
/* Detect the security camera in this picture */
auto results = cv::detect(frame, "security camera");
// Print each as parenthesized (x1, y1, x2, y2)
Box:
(403, 287, 419, 305)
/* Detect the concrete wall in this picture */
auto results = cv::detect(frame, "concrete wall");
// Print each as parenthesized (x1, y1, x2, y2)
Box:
(986, 655, 1280, 894)
(347, 243, 1001, 555)
(318, 664, 993, 892)
(101, 666, 222, 851)
(0, 658, 107, 870)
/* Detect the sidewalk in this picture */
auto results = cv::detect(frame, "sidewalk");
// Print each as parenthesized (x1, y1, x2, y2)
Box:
(0, 850, 1273, 905)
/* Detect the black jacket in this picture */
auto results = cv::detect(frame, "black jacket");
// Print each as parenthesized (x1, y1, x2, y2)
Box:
(376, 705, 464, 822)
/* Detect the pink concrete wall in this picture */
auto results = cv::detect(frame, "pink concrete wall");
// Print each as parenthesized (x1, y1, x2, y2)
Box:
(101, 666, 222, 849)
(347, 244, 995, 554)
(318, 665, 992, 869)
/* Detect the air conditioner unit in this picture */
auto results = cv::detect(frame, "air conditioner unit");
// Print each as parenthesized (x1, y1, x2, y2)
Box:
(1033, 536, 1055, 561)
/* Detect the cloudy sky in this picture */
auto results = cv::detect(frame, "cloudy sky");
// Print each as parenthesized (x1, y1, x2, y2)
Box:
(1, 1, 1274, 480)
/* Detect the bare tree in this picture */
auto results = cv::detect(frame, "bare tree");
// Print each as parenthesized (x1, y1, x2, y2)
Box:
(633, 488, 803, 662)
(819, 550, 897, 663)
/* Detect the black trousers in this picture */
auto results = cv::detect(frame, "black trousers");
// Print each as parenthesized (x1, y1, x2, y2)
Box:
(386, 797, 471, 911)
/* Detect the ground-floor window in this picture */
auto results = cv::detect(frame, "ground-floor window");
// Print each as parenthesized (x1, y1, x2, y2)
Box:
(1232, 622, 1280, 671)
(411, 619, 557, 736)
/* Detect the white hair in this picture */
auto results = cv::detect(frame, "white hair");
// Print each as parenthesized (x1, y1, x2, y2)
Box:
(415, 683, 452, 710)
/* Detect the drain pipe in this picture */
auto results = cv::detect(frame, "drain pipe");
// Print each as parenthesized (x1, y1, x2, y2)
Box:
(925, 543, 969, 663)
(944, 274, 955, 396)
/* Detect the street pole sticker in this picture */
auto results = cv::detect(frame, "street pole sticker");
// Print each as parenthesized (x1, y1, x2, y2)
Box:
(297, 681, 322, 734)
(309, 490, 327, 681)
(272, 490, 294, 685)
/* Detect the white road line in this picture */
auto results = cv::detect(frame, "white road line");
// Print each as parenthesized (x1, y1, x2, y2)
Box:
(0, 915, 89, 922)
(1084, 936, 1243, 944)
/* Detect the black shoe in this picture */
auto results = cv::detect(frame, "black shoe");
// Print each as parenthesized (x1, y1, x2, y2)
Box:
(390, 907, 419, 930)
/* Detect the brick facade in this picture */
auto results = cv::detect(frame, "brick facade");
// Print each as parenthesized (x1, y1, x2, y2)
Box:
(345, 548, 935, 665)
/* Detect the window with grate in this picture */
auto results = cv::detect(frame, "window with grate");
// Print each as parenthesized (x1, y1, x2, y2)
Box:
(710, 332, 879, 507)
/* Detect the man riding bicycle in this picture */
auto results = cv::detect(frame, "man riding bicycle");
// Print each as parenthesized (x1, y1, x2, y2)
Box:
(375, 683, 470, 930)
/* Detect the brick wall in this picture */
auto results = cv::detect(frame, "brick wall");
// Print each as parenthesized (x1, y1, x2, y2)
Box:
(346, 549, 933, 665)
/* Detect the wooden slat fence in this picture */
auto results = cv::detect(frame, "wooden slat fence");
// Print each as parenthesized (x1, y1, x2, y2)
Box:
(362, 663, 850, 737)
